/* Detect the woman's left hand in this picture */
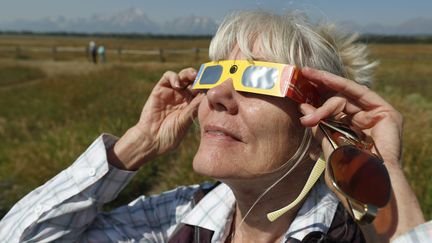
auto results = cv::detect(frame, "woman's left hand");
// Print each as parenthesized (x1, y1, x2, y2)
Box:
(298, 67, 403, 167)
(298, 67, 424, 241)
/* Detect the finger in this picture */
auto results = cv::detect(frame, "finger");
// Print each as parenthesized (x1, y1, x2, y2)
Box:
(299, 103, 353, 123)
(178, 93, 205, 127)
(175, 85, 200, 105)
(298, 103, 334, 160)
(350, 111, 382, 129)
(301, 67, 389, 109)
(160, 71, 181, 89)
(183, 93, 205, 117)
(299, 103, 318, 127)
(300, 97, 344, 126)
(178, 68, 198, 88)
(299, 96, 362, 127)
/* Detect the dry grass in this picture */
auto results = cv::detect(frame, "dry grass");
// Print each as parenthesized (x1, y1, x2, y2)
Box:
(0, 36, 431, 220)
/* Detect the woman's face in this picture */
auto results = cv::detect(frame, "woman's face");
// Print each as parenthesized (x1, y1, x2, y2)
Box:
(193, 45, 305, 180)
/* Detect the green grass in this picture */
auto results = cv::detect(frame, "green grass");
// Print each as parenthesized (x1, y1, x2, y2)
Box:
(370, 44, 432, 218)
(0, 62, 208, 216)
(0, 65, 45, 86)
(0, 40, 431, 221)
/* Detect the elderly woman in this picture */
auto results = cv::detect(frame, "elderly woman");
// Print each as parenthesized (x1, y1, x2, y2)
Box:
(0, 10, 425, 242)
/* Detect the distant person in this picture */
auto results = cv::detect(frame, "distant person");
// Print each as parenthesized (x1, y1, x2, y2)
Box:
(98, 45, 106, 64)
(88, 41, 97, 64)
(0, 10, 427, 243)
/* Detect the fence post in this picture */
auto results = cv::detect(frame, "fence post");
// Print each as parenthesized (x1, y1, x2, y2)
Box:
(159, 48, 165, 62)
(118, 47, 122, 62)
(195, 48, 200, 62)
(16, 46, 21, 58)
(52, 46, 57, 61)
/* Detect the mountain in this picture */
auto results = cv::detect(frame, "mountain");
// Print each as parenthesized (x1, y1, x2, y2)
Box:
(0, 7, 218, 35)
(1, 8, 431, 35)
(398, 17, 432, 35)
(82, 8, 159, 33)
(0, 17, 65, 32)
(338, 17, 432, 35)
(163, 15, 218, 35)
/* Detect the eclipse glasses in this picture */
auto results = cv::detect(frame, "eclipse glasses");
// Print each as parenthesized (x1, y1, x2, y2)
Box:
(193, 60, 392, 224)
(192, 60, 320, 105)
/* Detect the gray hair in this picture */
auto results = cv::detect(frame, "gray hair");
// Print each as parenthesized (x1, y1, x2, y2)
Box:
(209, 10, 376, 86)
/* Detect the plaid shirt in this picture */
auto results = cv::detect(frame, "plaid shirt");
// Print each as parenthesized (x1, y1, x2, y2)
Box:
(1, 134, 428, 242)
(392, 221, 432, 243)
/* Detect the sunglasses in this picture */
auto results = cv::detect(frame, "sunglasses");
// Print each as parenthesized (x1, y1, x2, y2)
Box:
(319, 119, 392, 223)
(192, 60, 319, 106)
(267, 120, 392, 223)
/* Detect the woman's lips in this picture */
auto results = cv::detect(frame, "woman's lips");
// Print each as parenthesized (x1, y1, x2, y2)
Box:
(203, 125, 243, 142)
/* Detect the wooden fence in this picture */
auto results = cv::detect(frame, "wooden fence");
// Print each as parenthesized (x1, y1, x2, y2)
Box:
(0, 46, 209, 62)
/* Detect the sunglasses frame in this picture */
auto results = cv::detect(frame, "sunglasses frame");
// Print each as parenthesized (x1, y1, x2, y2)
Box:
(318, 119, 391, 224)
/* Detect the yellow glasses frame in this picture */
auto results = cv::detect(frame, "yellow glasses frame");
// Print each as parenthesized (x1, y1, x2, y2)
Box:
(192, 60, 319, 105)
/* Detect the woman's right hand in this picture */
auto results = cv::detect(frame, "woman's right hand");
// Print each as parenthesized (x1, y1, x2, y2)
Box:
(108, 68, 204, 171)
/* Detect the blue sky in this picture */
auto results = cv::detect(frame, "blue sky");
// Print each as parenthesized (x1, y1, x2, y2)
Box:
(1, 0, 431, 25)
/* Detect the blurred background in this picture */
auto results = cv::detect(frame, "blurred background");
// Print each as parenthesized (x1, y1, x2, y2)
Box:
(0, 0, 431, 219)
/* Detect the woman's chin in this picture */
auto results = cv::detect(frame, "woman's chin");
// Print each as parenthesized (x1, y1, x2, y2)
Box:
(192, 152, 239, 179)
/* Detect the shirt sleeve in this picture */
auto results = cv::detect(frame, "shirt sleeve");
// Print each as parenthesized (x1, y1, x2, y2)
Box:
(0, 134, 201, 243)
(0, 134, 136, 242)
(392, 221, 432, 243)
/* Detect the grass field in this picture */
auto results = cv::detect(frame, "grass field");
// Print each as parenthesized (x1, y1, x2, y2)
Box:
(0, 35, 431, 221)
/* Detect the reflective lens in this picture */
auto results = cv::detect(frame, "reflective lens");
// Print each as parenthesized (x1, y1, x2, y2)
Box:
(242, 66, 277, 89)
(200, 65, 223, 84)
(329, 145, 391, 207)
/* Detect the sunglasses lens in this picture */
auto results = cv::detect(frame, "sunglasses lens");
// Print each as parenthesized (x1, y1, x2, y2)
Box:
(200, 65, 223, 84)
(329, 145, 391, 207)
(242, 66, 277, 90)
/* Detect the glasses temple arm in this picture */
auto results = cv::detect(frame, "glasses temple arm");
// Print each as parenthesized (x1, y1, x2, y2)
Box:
(267, 157, 326, 222)
(371, 139, 384, 161)
(318, 123, 338, 150)
(320, 120, 359, 140)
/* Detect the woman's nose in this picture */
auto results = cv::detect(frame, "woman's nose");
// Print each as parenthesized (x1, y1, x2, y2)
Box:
(206, 79, 239, 114)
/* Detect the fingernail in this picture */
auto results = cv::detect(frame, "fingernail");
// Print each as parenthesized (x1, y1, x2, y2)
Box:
(300, 113, 313, 122)
(299, 105, 307, 115)
(174, 80, 181, 88)
(299, 104, 313, 115)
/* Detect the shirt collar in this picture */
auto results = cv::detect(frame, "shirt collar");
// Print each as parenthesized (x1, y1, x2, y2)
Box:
(181, 182, 236, 240)
(181, 178, 339, 242)
(284, 177, 339, 241)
